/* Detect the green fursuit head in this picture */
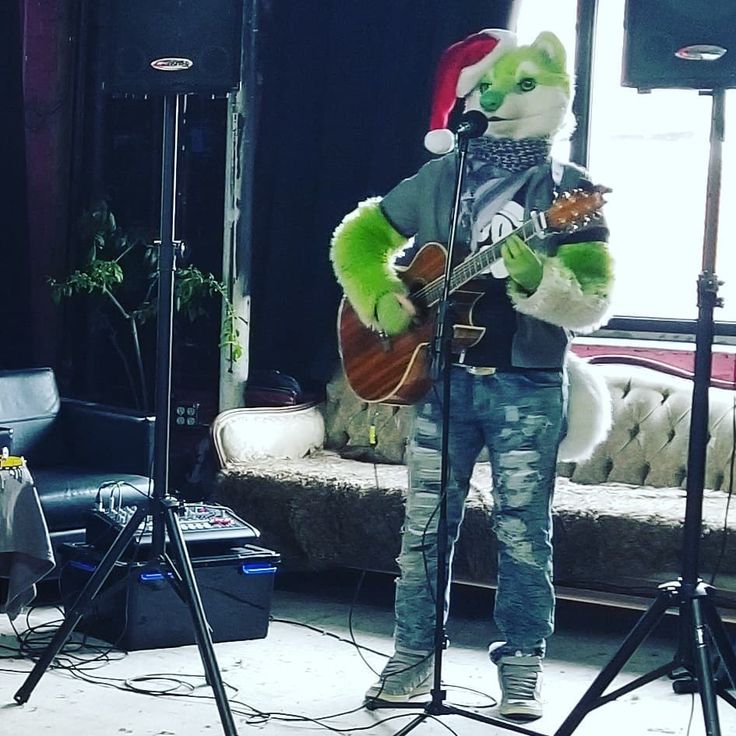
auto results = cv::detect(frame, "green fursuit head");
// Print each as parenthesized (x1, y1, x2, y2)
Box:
(329, 30, 611, 340)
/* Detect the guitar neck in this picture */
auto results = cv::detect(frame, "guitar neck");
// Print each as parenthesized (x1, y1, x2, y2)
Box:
(417, 212, 545, 308)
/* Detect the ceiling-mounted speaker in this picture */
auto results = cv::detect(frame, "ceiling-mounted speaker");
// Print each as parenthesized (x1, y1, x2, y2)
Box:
(98, 0, 244, 95)
(622, 0, 736, 90)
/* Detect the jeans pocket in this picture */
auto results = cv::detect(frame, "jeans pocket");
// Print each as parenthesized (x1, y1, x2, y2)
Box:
(517, 370, 563, 389)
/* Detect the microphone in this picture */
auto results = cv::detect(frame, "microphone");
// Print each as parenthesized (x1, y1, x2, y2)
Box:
(454, 110, 488, 138)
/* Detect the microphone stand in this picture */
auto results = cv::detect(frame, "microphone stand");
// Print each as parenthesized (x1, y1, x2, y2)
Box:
(13, 94, 240, 736)
(368, 127, 547, 736)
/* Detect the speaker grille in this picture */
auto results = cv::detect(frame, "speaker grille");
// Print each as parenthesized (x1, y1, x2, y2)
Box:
(99, 0, 244, 95)
(623, 0, 736, 90)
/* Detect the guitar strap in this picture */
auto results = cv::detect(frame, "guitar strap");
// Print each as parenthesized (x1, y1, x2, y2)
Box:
(466, 167, 536, 253)
(551, 158, 565, 187)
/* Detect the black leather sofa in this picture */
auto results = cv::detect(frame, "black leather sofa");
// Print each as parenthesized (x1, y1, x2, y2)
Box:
(0, 367, 155, 575)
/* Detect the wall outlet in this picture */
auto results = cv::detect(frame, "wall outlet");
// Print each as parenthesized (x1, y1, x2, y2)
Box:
(174, 402, 200, 427)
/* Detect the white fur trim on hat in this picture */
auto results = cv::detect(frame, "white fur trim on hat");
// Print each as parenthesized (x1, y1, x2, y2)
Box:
(424, 129, 456, 155)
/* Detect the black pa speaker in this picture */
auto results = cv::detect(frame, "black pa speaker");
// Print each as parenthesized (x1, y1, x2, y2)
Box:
(99, 0, 244, 95)
(622, 1, 736, 90)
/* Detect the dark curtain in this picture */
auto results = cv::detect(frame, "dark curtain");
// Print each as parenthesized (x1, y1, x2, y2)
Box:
(248, 0, 519, 389)
(0, 0, 32, 367)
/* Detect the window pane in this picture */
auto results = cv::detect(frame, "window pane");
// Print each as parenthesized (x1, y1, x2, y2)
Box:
(515, 0, 577, 162)
(519, 0, 736, 323)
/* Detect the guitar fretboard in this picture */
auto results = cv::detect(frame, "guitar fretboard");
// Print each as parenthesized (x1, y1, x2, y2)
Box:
(415, 212, 545, 307)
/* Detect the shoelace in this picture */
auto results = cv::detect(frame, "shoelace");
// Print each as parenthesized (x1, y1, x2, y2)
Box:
(369, 653, 433, 700)
(502, 664, 539, 700)
(383, 653, 432, 678)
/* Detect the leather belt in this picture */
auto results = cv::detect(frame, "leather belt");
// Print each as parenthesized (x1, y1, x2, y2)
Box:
(453, 364, 497, 376)
(452, 364, 560, 376)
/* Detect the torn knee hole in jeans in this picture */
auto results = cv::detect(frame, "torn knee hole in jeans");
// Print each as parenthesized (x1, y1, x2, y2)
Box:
(495, 517, 548, 567)
(497, 475, 538, 509)
(499, 450, 541, 468)
(403, 525, 435, 548)
(398, 559, 435, 581)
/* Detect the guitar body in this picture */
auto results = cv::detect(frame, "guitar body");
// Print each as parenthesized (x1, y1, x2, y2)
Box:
(336, 187, 607, 405)
(338, 242, 485, 404)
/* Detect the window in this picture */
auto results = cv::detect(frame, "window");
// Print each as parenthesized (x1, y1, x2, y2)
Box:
(518, 0, 736, 329)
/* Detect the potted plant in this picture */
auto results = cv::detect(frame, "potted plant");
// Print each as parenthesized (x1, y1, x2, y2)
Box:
(49, 199, 245, 411)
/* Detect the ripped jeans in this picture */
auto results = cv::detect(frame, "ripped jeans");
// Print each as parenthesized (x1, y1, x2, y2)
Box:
(393, 366, 565, 660)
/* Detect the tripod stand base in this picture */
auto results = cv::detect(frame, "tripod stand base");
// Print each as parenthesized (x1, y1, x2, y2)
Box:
(555, 579, 736, 736)
(14, 499, 243, 736)
(367, 691, 545, 736)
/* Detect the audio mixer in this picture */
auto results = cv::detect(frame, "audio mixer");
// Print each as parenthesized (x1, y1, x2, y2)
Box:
(85, 502, 260, 557)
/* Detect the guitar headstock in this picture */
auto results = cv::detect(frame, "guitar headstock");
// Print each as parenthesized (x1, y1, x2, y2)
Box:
(546, 185, 610, 232)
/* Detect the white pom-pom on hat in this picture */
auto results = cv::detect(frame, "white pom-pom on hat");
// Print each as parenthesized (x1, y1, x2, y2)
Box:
(424, 28, 517, 155)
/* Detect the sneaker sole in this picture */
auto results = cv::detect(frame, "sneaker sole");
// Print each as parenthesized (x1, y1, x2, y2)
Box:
(499, 704, 543, 722)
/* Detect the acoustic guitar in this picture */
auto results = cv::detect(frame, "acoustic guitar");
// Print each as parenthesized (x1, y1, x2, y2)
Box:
(337, 187, 608, 405)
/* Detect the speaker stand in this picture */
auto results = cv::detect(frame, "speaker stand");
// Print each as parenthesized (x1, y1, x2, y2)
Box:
(13, 94, 240, 736)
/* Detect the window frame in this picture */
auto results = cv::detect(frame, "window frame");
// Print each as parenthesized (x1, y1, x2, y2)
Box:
(568, 0, 736, 346)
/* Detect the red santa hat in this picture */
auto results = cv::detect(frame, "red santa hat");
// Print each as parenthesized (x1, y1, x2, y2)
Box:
(424, 28, 517, 155)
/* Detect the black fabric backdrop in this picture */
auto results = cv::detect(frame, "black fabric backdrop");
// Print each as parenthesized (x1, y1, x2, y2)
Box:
(0, 0, 32, 367)
(248, 0, 519, 390)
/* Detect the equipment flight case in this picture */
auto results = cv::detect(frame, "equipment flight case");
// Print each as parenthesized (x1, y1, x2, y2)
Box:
(59, 542, 280, 650)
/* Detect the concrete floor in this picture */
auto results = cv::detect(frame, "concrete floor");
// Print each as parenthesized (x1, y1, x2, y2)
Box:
(1, 569, 736, 736)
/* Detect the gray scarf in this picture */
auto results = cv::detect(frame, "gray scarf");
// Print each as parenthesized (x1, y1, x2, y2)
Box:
(460, 136, 552, 251)
(467, 136, 552, 173)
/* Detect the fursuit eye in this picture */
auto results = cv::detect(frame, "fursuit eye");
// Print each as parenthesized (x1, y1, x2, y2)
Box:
(477, 82, 491, 94)
(518, 77, 536, 92)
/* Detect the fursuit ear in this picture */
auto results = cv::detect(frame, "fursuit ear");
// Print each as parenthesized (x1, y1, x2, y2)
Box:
(531, 31, 567, 73)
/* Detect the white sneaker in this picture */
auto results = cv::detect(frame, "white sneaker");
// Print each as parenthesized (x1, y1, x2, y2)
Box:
(495, 651, 543, 721)
(364, 650, 434, 704)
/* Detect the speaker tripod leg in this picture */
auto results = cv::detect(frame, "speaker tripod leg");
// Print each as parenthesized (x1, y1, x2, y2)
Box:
(688, 595, 722, 735)
(555, 587, 674, 736)
(14, 505, 150, 704)
(703, 597, 736, 692)
(163, 505, 238, 736)
(159, 551, 214, 688)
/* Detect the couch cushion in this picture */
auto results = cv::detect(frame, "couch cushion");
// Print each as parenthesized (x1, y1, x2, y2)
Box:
(561, 362, 736, 491)
(213, 452, 736, 591)
(323, 371, 412, 464)
(0, 367, 65, 463)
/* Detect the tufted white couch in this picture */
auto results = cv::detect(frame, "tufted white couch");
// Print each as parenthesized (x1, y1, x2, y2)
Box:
(212, 357, 736, 606)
